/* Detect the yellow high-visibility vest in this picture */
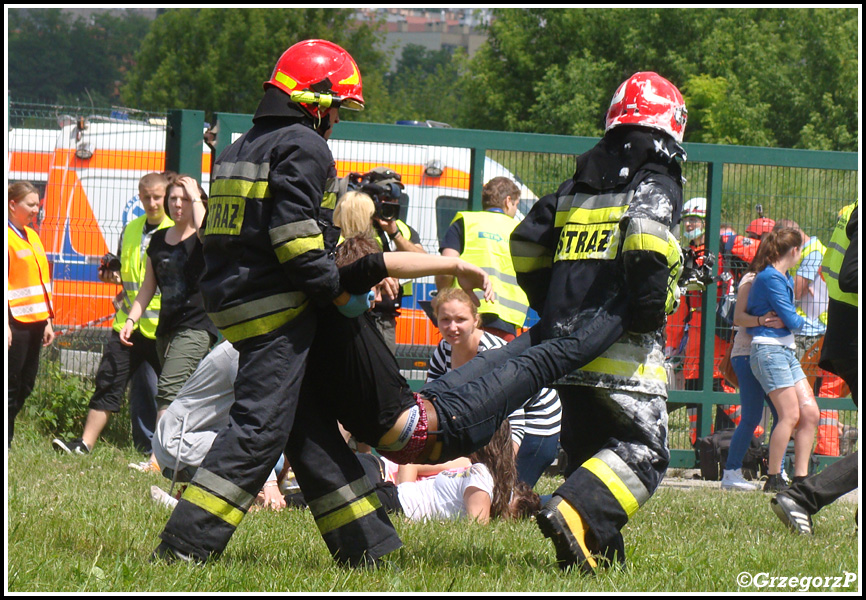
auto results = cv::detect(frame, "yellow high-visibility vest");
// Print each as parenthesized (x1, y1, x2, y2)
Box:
(455, 210, 529, 328)
(821, 202, 857, 308)
(112, 215, 173, 339)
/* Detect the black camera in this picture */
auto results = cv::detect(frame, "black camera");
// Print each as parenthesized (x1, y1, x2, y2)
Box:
(99, 252, 121, 273)
(361, 182, 403, 222)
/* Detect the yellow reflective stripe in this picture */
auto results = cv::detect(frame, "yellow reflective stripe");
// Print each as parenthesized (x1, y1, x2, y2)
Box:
(274, 71, 298, 91)
(269, 219, 322, 247)
(274, 234, 324, 264)
(338, 61, 360, 86)
(623, 231, 670, 256)
(581, 356, 667, 383)
(182, 485, 245, 527)
(583, 457, 640, 518)
(322, 191, 338, 210)
(211, 178, 271, 200)
(308, 477, 376, 515)
(555, 197, 630, 228)
(217, 302, 309, 343)
(193, 468, 255, 510)
(315, 492, 382, 536)
(208, 292, 307, 329)
(594, 449, 650, 505)
(512, 254, 553, 273)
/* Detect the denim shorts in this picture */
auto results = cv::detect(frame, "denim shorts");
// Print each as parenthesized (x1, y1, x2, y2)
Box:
(750, 343, 807, 394)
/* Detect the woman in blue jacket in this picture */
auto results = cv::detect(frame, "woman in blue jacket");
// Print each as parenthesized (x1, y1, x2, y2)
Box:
(746, 228, 819, 492)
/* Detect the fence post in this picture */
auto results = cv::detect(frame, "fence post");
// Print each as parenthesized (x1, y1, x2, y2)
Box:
(468, 146, 487, 211)
(166, 109, 205, 183)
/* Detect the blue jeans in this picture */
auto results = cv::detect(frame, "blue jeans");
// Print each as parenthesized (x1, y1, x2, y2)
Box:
(421, 292, 628, 461)
(129, 362, 158, 453)
(725, 355, 772, 471)
(750, 344, 807, 394)
(516, 432, 560, 487)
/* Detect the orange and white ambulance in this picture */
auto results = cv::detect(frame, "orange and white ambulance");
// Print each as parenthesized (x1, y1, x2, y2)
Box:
(8, 117, 537, 379)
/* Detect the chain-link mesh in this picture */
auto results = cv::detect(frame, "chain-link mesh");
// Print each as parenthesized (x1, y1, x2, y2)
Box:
(9, 101, 857, 459)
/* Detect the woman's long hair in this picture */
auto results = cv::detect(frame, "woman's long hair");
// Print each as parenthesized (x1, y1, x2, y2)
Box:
(335, 233, 380, 268)
(468, 420, 539, 520)
(748, 227, 803, 273)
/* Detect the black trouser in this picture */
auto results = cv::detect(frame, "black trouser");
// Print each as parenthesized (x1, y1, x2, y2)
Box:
(159, 313, 401, 566)
(420, 293, 629, 461)
(553, 386, 669, 565)
(88, 330, 161, 413)
(7, 318, 47, 446)
(781, 451, 858, 515)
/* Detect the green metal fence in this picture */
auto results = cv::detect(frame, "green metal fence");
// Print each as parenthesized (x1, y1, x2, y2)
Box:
(10, 101, 857, 469)
(195, 110, 858, 466)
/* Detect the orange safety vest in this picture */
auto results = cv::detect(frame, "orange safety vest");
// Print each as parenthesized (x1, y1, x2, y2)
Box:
(8, 224, 54, 323)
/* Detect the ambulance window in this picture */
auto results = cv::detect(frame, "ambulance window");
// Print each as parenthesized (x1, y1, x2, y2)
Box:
(435, 195, 469, 242)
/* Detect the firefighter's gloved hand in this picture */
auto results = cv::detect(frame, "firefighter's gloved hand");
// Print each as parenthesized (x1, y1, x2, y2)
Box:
(336, 291, 375, 318)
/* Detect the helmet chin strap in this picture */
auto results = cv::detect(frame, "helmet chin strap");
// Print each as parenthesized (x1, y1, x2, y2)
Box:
(314, 109, 331, 137)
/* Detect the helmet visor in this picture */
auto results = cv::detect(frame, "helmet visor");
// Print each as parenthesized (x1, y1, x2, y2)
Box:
(337, 97, 364, 112)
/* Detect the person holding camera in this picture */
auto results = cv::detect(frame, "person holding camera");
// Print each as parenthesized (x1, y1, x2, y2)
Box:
(362, 167, 426, 353)
(53, 172, 172, 456)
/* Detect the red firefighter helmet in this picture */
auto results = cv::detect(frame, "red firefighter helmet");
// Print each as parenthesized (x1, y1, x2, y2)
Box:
(746, 217, 776, 239)
(605, 72, 687, 143)
(265, 39, 364, 119)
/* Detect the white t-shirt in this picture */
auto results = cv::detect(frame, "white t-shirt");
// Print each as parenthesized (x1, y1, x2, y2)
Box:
(396, 463, 494, 521)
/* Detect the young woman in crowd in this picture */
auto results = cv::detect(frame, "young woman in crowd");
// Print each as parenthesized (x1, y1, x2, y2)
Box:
(8, 181, 55, 446)
(746, 228, 820, 492)
(427, 287, 561, 488)
(721, 239, 784, 491)
(121, 175, 217, 471)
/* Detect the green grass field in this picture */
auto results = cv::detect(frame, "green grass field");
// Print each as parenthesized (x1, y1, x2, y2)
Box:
(7, 418, 859, 593)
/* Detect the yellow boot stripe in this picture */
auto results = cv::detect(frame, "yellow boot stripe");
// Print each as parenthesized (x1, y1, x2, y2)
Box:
(182, 485, 245, 527)
(556, 500, 597, 569)
(583, 457, 640, 518)
(315, 493, 382, 536)
(595, 449, 651, 506)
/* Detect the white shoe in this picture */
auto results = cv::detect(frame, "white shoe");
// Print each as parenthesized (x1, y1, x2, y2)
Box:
(150, 485, 178, 509)
(721, 468, 759, 491)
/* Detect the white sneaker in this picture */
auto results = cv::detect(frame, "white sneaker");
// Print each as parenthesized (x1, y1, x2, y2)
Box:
(721, 468, 759, 491)
(150, 485, 178, 509)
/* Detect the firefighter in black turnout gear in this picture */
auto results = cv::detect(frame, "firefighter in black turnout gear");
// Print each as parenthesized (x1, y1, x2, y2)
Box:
(514, 72, 688, 573)
(154, 39, 402, 567)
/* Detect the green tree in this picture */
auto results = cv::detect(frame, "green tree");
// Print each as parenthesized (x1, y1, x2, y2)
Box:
(376, 44, 464, 125)
(121, 8, 390, 123)
(458, 8, 857, 150)
(8, 8, 150, 105)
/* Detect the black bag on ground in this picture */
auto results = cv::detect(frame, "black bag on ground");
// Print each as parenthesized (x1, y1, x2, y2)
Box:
(697, 430, 734, 481)
(696, 430, 766, 481)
